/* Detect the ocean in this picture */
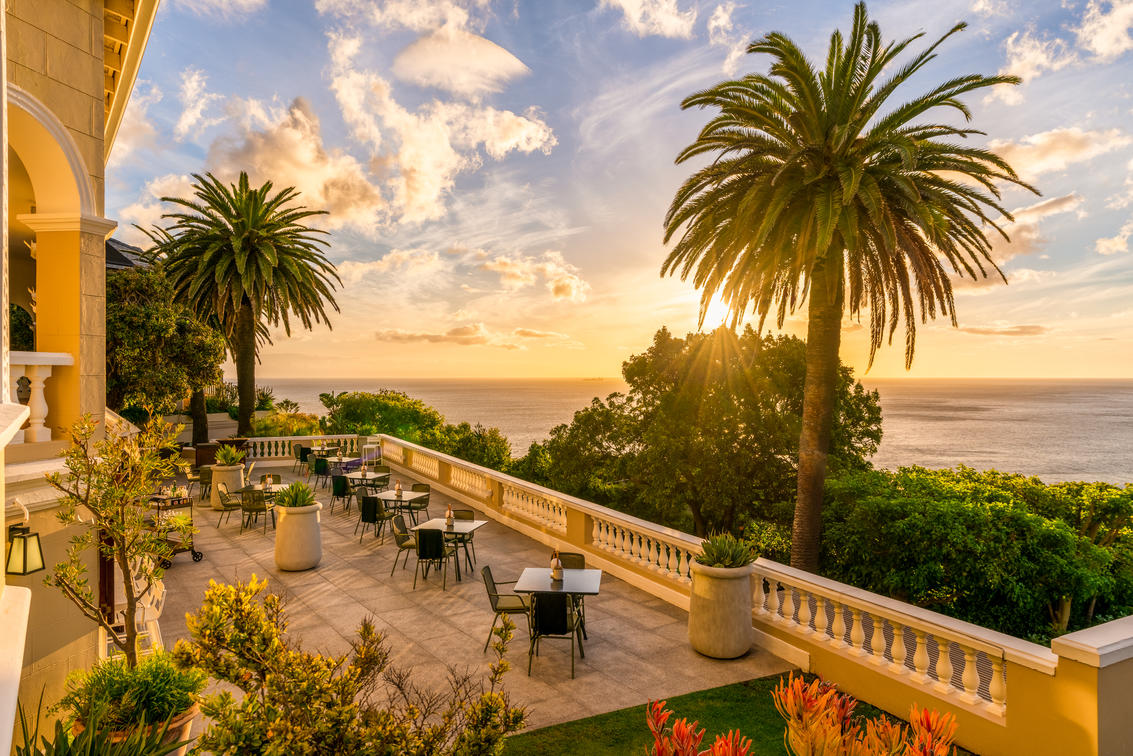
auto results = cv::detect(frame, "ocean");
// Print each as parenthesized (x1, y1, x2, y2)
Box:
(262, 377, 1133, 485)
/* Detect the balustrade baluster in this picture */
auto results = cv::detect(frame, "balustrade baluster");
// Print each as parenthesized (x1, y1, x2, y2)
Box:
(849, 609, 865, 655)
(813, 596, 828, 639)
(766, 580, 780, 618)
(912, 630, 929, 681)
(870, 616, 886, 664)
(830, 603, 846, 647)
(988, 658, 1006, 713)
(934, 639, 954, 693)
(960, 646, 981, 703)
(753, 573, 766, 615)
(890, 623, 907, 674)
(781, 585, 795, 624)
(797, 590, 812, 634)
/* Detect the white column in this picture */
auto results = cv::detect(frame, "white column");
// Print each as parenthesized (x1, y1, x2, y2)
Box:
(21, 363, 52, 442)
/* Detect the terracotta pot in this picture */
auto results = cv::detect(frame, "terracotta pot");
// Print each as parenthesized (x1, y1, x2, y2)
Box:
(688, 561, 753, 659)
(275, 502, 323, 571)
(72, 702, 199, 756)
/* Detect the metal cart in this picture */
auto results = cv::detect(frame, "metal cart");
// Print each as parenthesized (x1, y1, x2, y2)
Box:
(149, 493, 203, 567)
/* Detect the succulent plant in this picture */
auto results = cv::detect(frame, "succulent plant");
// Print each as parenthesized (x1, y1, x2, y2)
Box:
(695, 532, 754, 568)
(274, 482, 317, 508)
(214, 445, 246, 466)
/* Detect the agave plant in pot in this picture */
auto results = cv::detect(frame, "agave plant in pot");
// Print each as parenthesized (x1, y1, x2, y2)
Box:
(55, 652, 206, 756)
(209, 443, 246, 511)
(274, 482, 322, 571)
(688, 532, 755, 659)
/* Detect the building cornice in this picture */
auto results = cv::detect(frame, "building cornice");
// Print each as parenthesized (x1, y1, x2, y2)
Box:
(16, 213, 118, 238)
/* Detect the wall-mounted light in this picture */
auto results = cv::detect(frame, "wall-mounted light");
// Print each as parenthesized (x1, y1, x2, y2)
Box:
(5, 499, 44, 576)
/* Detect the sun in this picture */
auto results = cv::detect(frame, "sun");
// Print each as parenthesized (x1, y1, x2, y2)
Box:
(700, 294, 732, 331)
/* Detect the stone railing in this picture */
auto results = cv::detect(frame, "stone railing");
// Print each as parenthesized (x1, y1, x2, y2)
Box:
(373, 433, 1133, 756)
(244, 434, 362, 460)
(8, 351, 73, 443)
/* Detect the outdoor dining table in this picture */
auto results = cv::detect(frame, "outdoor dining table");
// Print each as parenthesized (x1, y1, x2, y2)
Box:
(513, 568, 603, 597)
(411, 518, 488, 580)
(237, 483, 286, 497)
(347, 470, 389, 485)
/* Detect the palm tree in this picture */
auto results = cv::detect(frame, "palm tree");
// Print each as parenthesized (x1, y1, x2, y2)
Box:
(662, 3, 1036, 571)
(146, 172, 341, 437)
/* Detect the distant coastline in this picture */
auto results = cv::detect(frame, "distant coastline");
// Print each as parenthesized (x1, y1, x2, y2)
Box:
(259, 376, 1133, 485)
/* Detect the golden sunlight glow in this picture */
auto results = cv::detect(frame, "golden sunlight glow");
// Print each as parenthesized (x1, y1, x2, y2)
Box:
(700, 294, 732, 331)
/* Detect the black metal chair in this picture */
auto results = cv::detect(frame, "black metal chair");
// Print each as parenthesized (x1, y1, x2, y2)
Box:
(558, 552, 588, 639)
(481, 566, 528, 653)
(214, 482, 241, 528)
(356, 495, 396, 543)
(389, 515, 417, 576)
(528, 592, 584, 679)
(329, 475, 352, 513)
(413, 528, 457, 590)
(406, 483, 431, 525)
(450, 509, 477, 571)
(260, 473, 282, 485)
(291, 445, 305, 474)
(240, 489, 274, 534)
(313, 457, 331, 489)
(198, 466, 213, 501)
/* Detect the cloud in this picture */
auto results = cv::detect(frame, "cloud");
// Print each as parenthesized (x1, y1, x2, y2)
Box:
(1075, 0, 1133, 62)
(327, 33, 556, 224)
(375, 322, 521, 348)
(480, 250, 590, 301)
(315, 0, 489, 31)
(1107, 158, 1133, 209)
(958, 324, 1051, 336)
(707, 2, 746, 74)
(115, 173, 196, 245)
(206, 97, 388, 232)
(971, 0, 1009, 16)
(393, 26, 530, 99)
(170, 0, 267, 19)
(987, 29, 1076, 105)
(989, 127, 1131, 179)
(107, 80, 162, 166)
(1096, 218, 1133, 254)
(601, 0, 697, 38)
(337, 248, 444, 284)
(174, 67, 224, 140)
(513, 328, 566, 338)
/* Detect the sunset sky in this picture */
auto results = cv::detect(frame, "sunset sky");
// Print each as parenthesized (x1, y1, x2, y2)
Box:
(106, 0, 1133, 379)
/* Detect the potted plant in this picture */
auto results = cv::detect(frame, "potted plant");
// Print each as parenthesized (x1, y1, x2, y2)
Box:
(210, 443, 246, 511)
(273, 482, 323, 571)
(688, 532, 754, 659)
(17, 696, 189, 756)
(56, 652, 205, 756)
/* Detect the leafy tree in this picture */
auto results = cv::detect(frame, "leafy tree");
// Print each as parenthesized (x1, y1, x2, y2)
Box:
(45, 416, 193, 667)
(173, 576, 524, 755)
(106, 267, 226, 418)
(321, 390, 445, 440)
(422, 422, 513, 471)
(145, 172, 340, 437)
(251, 411, 322, 437)
(533, 327, 881, 536)
(662, 3, 1034, 570)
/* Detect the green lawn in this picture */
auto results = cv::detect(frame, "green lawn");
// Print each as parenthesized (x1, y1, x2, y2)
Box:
(503, 674, 806, 755)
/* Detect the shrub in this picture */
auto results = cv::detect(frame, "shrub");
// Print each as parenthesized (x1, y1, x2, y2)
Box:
(422, 421, 513, 471)
(255, 385, 276, 411)
(214, 444, 246, 466)
(274, 482, 316, 508)
(252, 411, 321, 437)
(695, 532, 753, 568)
(320, 389, 445, 439)
(204, 381, 238, 413)
(276, 398, 301, 414)
(17, 695, 186, 756)
(55, 653, 205, 731)
(172, 576, 525, 755)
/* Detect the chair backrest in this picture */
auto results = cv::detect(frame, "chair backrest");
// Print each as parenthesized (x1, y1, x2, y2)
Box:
(246, 461, 256, 479)
(315, 457, 329, 474)
(416, 528, 447, 559)
(481, 565, 501, 611)
(331, 475, 349, 496)
(410, 483, 430, 506)
(293, 445, 303, 461)
(392, 515, 414, 549)
(531, 593, 571, 635)
(558, 552, 586, 570)
(359, 496, 379, 524)
(200, 466, 213, 485)
(453, 509, 474, 521)
(261, 473, 281, 485)
(216, 481, 232, 505)
(374, 465, 391, 475)
(299, 446, 311, 462)
(411, 483, 430, 492)
(241, 489, 266, 510)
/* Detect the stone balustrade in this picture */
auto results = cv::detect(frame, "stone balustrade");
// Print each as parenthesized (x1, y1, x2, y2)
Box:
(8, 351, 73, 443)
(371, 432, 1133, 756)
(243, 434, 361, 460)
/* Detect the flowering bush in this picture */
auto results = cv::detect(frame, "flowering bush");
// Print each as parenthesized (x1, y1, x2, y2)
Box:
(771, 674, 958, 756)
(646, 700, 752, 756)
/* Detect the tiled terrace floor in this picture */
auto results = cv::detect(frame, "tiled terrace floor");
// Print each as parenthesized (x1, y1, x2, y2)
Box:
(161, 464, 792, 732)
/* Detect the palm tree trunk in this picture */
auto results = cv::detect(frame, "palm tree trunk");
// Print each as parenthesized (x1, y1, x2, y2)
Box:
(235, 302, 257, 437)
(791, 253, 845, 572)
(190, 388, 209, 445)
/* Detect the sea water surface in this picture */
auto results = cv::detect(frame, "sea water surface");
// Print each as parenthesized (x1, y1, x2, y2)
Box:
(263, 377, 1133, 485)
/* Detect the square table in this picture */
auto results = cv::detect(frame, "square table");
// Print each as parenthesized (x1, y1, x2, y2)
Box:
(412, 518, 488, 579)
(513, 568, 603, 596)
(347, 470, 389, 485)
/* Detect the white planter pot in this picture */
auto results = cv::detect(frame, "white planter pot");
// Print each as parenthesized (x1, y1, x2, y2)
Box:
(274, 503, 323, 571)
(210, 464, 245, 510)
(688, 561, 753, 659)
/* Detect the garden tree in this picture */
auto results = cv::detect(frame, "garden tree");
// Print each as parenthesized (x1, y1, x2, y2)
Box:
(662, 3, 1035, 570)
(422, 422, 513, 471)
(530, 327, 881, 536)
(106, 266, 226, 421)
(45, 416, 193, 667)
(145, 172, 340, 437)
(173, 576, 524, 754)
(320, 390, 446, 439)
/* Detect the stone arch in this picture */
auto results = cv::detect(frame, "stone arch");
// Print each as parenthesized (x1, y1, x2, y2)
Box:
(8, 84, 96, 216)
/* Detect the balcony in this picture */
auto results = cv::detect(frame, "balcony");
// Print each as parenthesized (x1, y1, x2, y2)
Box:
(155, 435, 1133, 755)
(7, 351, 73, 465)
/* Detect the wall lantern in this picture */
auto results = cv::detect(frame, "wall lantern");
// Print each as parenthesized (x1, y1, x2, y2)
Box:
(6, 499, 44, 576)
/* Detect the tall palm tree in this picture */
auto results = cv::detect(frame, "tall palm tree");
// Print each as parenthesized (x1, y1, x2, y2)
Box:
(662, 3, 1036, 571)
(146, 172, 341, 437)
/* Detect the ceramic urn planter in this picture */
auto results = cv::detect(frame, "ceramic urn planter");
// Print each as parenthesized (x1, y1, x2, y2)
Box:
(73, 703, 200, 756)
(274, 502, 323, 571)
(688, 561, 754, 659)
(209, 464, 245, 510)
